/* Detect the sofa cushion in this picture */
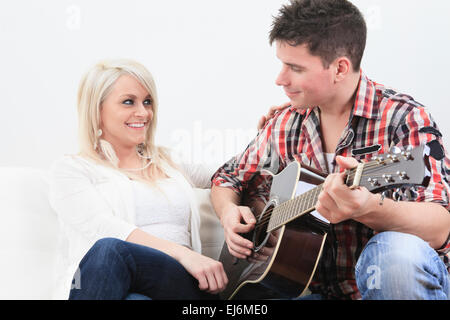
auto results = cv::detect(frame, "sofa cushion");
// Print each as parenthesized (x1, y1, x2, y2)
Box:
(195, 188, 225, 260)
(0, 167, 60, 299)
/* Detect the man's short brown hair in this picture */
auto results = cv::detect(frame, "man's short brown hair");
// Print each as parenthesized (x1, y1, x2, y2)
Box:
(269, 0, 367, 71)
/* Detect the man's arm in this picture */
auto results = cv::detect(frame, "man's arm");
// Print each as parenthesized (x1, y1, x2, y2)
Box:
(210, 185, 256, 259)
(358, 195, 450, 250)
(210, 109, 292, 259)
(317, 156, 450, 250)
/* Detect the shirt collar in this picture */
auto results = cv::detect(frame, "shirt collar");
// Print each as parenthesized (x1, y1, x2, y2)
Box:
(352, 70, 380, 120)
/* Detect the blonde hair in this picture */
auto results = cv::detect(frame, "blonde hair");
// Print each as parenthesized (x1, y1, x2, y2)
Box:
(77, 59, 177, 184)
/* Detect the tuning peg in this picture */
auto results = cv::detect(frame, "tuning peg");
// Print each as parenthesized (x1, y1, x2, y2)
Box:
(396, 171, 409, 180)
(404, 187, 418, 200)
(372, 156, 384, 164)
(389, 146, 402, 155)
(367, 177, 380, 187)
(380, 191, 390, 203)
(392, 189, 402, 201)
(400, 146, 414, 160)
(387, 154, 400, 162)
(382, 174, 394, 183)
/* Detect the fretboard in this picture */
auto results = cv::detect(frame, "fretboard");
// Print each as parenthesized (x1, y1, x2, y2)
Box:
(267, 184, 324, 232)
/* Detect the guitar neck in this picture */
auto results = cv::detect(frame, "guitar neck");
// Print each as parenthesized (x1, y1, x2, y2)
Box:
(267, 184, 324, 232)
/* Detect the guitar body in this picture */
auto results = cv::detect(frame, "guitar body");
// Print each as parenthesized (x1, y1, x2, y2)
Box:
(219, 162, 328, 300)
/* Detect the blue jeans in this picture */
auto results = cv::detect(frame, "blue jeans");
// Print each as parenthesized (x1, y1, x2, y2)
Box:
(69, 238, 217, 300)
(355, 231, 449, 300)
(298, 231, 449, 300)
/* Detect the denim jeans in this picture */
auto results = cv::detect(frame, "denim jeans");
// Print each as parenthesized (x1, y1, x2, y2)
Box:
(69, 238, 217, 300)
(355, 231, 449, 300)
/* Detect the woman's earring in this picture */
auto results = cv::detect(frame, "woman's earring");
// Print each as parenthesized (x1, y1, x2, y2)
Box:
(137, 143, 152, 160)
(97, 129, 103, 137)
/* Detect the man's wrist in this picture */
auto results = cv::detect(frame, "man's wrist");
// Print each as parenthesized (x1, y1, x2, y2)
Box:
(218, 202, 238, 226)
(354, 192, 385, 225)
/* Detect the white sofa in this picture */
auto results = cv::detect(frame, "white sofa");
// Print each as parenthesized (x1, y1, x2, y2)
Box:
(0, 167, 225, 300)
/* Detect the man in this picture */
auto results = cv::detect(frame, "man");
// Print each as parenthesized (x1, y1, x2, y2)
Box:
(211, 0, 450, 299)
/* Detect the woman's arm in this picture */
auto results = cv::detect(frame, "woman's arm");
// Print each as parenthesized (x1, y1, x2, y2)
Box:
(48, 156, 137, 242)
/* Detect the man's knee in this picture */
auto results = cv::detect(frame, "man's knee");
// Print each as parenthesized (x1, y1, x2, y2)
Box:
(355, 231, 445, 299)
(358, 231, 431, 267)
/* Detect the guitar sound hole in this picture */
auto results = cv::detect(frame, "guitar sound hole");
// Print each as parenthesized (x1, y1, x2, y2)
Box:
(253, 202, 274, 252)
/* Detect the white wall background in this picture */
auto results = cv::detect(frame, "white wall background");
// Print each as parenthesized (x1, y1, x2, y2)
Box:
(1, 0, 449, 169)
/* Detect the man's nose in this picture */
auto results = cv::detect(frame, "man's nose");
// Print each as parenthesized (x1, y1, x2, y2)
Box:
(275, 66, 290, 87)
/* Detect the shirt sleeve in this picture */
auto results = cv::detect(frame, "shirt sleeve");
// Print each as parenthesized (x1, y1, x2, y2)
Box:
(48, 157, 137, 243)
(211, 114, 285, 202)
(177, 161, 220, 189)
(392, 106, 450, 255)
(393, 106, 450, 209)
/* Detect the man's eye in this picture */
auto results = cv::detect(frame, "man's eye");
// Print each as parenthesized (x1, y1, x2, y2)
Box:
(123, 99, 134, 105)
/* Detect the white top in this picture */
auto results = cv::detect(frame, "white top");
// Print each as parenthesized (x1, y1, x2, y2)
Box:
(133, 178, 192, 249)
(324, 152, 335, 173)
(48, 154, 218, 299)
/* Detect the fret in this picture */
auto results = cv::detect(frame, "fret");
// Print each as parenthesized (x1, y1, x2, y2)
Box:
(291, 193, 301, 219)
(303, 188, 313, 212)
(286, 199, 294, 222)
(301, 190, 309, 213)
(281, 201, 289, 225)
(273, 205, 281, 228)
(310, 185, 321, 209)
(269, 207, 278, 230)
(301, 190, 310, 212)
(268, 183, 324, 232)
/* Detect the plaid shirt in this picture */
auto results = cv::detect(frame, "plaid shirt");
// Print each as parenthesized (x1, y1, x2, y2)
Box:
(212, 71, 450, 300)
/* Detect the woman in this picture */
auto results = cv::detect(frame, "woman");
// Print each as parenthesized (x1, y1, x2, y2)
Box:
(49, 59, 231, 300)
(49, 58, 287, 300)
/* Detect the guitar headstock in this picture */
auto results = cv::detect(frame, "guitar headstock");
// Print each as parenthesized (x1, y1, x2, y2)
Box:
(346, 145, 431, 194)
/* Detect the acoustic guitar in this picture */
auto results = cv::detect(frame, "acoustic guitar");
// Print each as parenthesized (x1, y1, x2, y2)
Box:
(219, 145, 431, 299)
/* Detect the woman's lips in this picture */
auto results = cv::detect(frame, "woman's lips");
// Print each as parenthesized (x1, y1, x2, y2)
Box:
(126, 122, 147, 130)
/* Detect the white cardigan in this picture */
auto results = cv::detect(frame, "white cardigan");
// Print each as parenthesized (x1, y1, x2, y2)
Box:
(48, 154, 215, 299)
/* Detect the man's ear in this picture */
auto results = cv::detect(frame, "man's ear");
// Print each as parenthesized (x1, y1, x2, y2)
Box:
(333, 57, 352, 83)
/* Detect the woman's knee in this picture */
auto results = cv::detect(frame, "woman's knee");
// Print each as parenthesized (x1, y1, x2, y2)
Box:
(80, 237, 126, 266)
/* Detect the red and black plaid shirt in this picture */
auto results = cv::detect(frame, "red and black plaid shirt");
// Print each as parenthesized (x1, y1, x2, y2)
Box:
(212, 71, 450, 300)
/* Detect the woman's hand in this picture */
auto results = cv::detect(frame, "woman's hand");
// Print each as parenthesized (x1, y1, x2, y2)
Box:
(126, 228, 228, 294)
(178, 248, 229, 294)
(257, 102, 291, 130)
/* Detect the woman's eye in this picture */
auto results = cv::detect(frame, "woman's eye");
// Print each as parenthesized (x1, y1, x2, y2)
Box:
(123, 99, 134, 105)
(143, 99, 152, 107)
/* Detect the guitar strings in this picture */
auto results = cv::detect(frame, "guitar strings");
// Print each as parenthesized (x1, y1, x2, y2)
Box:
(252, 159, 403, 231)
(253, 163, 380, 230)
